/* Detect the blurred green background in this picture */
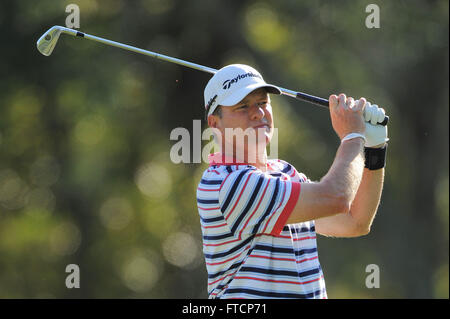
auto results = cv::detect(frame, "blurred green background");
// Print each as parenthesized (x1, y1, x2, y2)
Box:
(0, 0, 448, 298)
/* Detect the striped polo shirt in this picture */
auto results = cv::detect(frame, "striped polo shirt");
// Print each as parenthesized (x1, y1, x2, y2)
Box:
(196, 153, 327, 299)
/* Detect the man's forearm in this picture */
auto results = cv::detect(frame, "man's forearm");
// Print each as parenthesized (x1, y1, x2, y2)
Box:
(348, 167, 385, 233)
(322, 138, 365, 209)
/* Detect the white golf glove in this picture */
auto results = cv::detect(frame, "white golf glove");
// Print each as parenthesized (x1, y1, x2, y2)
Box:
(364, 102, 386, 125)
(363, 102, 389, 147)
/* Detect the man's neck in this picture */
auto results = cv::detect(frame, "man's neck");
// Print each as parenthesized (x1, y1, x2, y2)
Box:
(222, 147, 268, 172)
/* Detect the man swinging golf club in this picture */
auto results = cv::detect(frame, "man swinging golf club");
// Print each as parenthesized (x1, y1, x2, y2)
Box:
(36, 26, 389, 299)
(196, 64, 388, 299)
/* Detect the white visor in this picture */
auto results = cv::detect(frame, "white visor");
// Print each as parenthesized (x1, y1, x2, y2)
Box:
(204, 64, 281, 117)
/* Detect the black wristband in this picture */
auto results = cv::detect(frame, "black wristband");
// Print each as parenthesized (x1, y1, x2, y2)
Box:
(364, 144, 387, 170)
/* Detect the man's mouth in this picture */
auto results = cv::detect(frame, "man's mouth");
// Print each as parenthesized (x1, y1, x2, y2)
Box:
(253, 124, 270, 130)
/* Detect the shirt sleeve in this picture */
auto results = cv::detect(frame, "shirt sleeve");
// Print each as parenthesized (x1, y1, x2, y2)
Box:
(218, 168, 301, 237)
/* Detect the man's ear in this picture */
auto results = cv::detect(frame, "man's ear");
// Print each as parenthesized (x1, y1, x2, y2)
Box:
(208, 115, 218, 128)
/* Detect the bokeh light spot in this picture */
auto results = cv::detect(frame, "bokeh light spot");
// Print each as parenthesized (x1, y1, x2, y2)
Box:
(25, 187, 55, 215)
(121, 255, 159, 293)
(162, 232, 199, 269)
(135, 163, 172, 199)
(99, 197, 134, 231)
(49, 221, 81, 256)
(0, 169, 29, 210)
(141, 0, 174, 15)
(29, 155, 60, 187)
(244, 3, 289, 52)
(74, 115, 107, 146)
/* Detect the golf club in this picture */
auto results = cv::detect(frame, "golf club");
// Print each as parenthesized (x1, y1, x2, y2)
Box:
(37, 25, 389, 126)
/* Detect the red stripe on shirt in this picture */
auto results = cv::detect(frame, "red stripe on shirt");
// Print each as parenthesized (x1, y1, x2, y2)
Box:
(233, 275, 323, 285)
(248, 254, 318, 264)
(270, 182, 301, 236)
(262, 180, 287, 233)
(297, 256, 318, 264)
(219, 171, 233, 192)
(205, 245, 251, 266)
(208, 273, 234, 286)
(198, 188, 220, 192)
(203, 237, 240, 247)
(254, 233, 291, 239)
(203, 179, 270, 247)
(202, 223, 228, 229)
(237, 179, 271, 234)
(293, 236, 316, 241)
(198, 206, 220, 211)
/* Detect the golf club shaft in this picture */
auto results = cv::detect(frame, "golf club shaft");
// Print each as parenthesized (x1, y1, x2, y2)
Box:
(78, 30, 218, 74)
(52, 27, 389, 126)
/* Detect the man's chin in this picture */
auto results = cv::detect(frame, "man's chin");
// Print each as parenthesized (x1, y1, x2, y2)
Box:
(264, 130, 273, 144)
(252, 132, 271, 146)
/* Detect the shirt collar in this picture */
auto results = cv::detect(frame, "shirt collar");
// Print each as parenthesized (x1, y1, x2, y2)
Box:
(208, 152, 248, 166)
(208, 152, 273, 170)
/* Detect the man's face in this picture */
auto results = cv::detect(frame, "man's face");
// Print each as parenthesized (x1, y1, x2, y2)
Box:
(208, 88, 274, 158)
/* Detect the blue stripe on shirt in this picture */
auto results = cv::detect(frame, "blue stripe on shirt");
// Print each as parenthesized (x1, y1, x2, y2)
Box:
(251, 178, 280, 234)
(229, 174, 265, 234)
(281, 163, 292, 173)
(203, 235, 255, 259)
(253, 244, 317, 257)
(221, 169, 251, 213)
(200, 216, 224, 223)
(200, 179, 222, 185)
(197, 198, 219, 204)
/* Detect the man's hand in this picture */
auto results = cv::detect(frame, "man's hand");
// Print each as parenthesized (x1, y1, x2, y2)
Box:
(362, 101, 389, 148)
(364, 102, 386, 125)
(329, 94, 365, 140)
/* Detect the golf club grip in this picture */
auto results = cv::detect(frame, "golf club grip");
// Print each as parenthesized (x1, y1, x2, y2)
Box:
(295, 92, 389, 126)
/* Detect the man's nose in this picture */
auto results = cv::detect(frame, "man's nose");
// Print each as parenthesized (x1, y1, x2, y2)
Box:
(250, 104, 265, 120)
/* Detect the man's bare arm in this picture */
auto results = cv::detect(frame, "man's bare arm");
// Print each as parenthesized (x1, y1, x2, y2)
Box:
(315, 167, 384, 237)
(286, 138, 365, 224)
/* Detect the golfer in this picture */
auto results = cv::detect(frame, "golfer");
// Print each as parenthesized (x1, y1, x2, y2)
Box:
(197, 64, 388, 299)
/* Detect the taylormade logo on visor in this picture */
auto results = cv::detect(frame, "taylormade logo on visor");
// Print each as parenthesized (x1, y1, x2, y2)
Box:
(222, 72, 262, 90)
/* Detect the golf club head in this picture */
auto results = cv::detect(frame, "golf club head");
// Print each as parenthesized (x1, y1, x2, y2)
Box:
(36, 26, 64, 56)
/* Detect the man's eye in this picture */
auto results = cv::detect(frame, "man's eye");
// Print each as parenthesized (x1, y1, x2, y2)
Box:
(239, 105, 248, 109)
